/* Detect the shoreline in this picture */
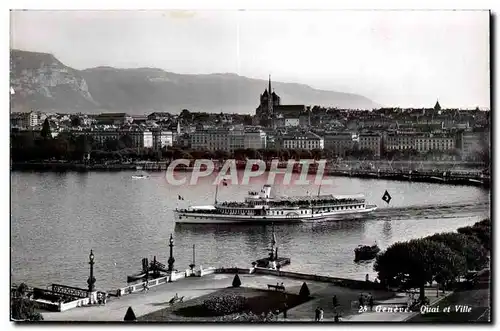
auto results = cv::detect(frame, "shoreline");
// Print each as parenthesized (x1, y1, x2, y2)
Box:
(11, 162, 490, 188)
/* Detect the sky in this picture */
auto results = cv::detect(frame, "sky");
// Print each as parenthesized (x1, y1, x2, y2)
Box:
(10, 10, 490, 108)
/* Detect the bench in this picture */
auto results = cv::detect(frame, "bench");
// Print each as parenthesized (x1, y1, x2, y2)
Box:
(267, 284, 285, 291)
(168, 296, 184, 305)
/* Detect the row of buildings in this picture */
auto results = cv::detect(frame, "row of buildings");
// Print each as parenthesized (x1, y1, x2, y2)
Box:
(185, 128, 489, 159)
(10, 76, 489, 160)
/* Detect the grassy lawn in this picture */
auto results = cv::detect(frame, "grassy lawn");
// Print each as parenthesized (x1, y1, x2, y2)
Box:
(138, 287, 311, 322)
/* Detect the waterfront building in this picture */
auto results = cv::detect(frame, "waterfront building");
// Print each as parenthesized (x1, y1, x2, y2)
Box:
(228, 129, 245, 152)
(385, 132, 419, 151)
(152, 129, 174, 150)
(10, 111, 39, 128)
(460, 130, 490, 160)
(244, 128, 267, 150)
(191, 129, 230, 151)
(277, 131, 324, 150)
(191, 128, 267, 152)
(78, 128, 153, 149)
(128, 129, 153, 148)
(415, 134, 455, 153)
(323, 132, 355, 156)
(358, 132, 382, 157)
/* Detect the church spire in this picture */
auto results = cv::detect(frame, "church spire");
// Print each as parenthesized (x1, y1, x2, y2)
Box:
(268, 74, 273, 115)
(268, 74, 272, 96)
(434, 99, 441, 111)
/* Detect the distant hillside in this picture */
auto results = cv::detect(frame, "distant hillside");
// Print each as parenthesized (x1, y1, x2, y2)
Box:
(10, 49, 378, 114)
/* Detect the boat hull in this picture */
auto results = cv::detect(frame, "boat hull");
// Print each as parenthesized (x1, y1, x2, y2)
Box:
(174, 205, 378, 224)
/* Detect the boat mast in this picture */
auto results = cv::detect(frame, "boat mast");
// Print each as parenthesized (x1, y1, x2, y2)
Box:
(270, 223, 277, 260)
(214, 182, 219, 204)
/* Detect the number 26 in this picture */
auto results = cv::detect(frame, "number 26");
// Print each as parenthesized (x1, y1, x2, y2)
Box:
(359, 305, 368, 313)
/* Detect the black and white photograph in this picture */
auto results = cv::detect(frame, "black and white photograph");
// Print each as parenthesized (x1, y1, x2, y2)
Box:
(9, 7, 492, 324)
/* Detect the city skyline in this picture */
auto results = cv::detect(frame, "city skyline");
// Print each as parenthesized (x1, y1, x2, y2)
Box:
(11, 10, 490, 109)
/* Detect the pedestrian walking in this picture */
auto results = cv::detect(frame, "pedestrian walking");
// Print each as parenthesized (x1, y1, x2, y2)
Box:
(315, 307, 320, 321)
(359, 294, 365, 308)
(369, 295, 374, 311)
(283, 303, 288, 319)
(319, 308, 324, 321)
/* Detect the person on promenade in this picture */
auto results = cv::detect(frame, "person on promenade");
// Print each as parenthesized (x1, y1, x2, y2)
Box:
(359, 294, 365, 308)
(315, 307, 320, 321)
(283, 303, 288, 319)
(319, 308, 324, 321)
(369, 295, 374, 311)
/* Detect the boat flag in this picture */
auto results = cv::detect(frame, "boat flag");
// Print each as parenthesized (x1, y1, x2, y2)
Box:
(382, 190, 392, 204)
(222, 179, 228, 186)
(178, 195, 184, 201)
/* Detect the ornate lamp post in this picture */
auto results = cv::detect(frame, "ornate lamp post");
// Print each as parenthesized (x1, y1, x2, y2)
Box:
(189, 244, 196, 275)
(87, 249, 96, 304)
(168, 234, 175, 272)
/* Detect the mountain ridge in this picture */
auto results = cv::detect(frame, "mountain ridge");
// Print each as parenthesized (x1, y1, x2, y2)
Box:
(10, 49, 379, 114)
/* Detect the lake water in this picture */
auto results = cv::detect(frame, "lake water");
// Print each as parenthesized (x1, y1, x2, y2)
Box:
(11, 171, 490, 291)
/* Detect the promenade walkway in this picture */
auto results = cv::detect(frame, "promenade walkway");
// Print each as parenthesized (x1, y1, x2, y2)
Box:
(42, 272, 449, 322)
(42, 273, 307, 321)
(279, 288, 451, 322)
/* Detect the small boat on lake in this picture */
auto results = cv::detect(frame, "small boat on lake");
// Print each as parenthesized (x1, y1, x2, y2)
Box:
(354, 243, 380, 261)
(132, 174, 149, 179)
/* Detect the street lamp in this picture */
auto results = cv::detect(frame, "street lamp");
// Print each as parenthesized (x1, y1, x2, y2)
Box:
(189, 244, 196, 274)
(168, 234, 175, 272)
(87, 249, 96, 294)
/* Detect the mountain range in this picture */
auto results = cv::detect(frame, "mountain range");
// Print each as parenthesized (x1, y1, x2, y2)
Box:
(10, 49, 379, 114)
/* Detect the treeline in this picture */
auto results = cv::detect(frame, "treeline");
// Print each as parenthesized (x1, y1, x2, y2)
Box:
(374, 218, 490, 304)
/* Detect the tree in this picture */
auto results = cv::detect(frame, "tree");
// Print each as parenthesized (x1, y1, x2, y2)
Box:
(11, 283, 44, 321)
(374, 238, 467, 299)
(299, 282, 310, 298)
(70, 116, 81, 127)
(242, 115, 253, 126)
(281, 150, 290, 161)
(179, 109, 191, 120)
(40, 118, 51, 139)
(124, 306, 137, 321)
(214, 150, 230, 161)
(457, 220, 491, 251)
(299, 149, 313, 159)
(245, 148, 259, 159)
(232, 274, 242, 288)
(118, 134, 134, 149)
(425, 232, 488, 271)
(104, 138, 120, 151)
(74, 135, 93, 161)
(311, 149, 324, 160)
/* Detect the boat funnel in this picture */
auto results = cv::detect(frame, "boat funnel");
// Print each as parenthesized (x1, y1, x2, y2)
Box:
(260, 185, 272, 199)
